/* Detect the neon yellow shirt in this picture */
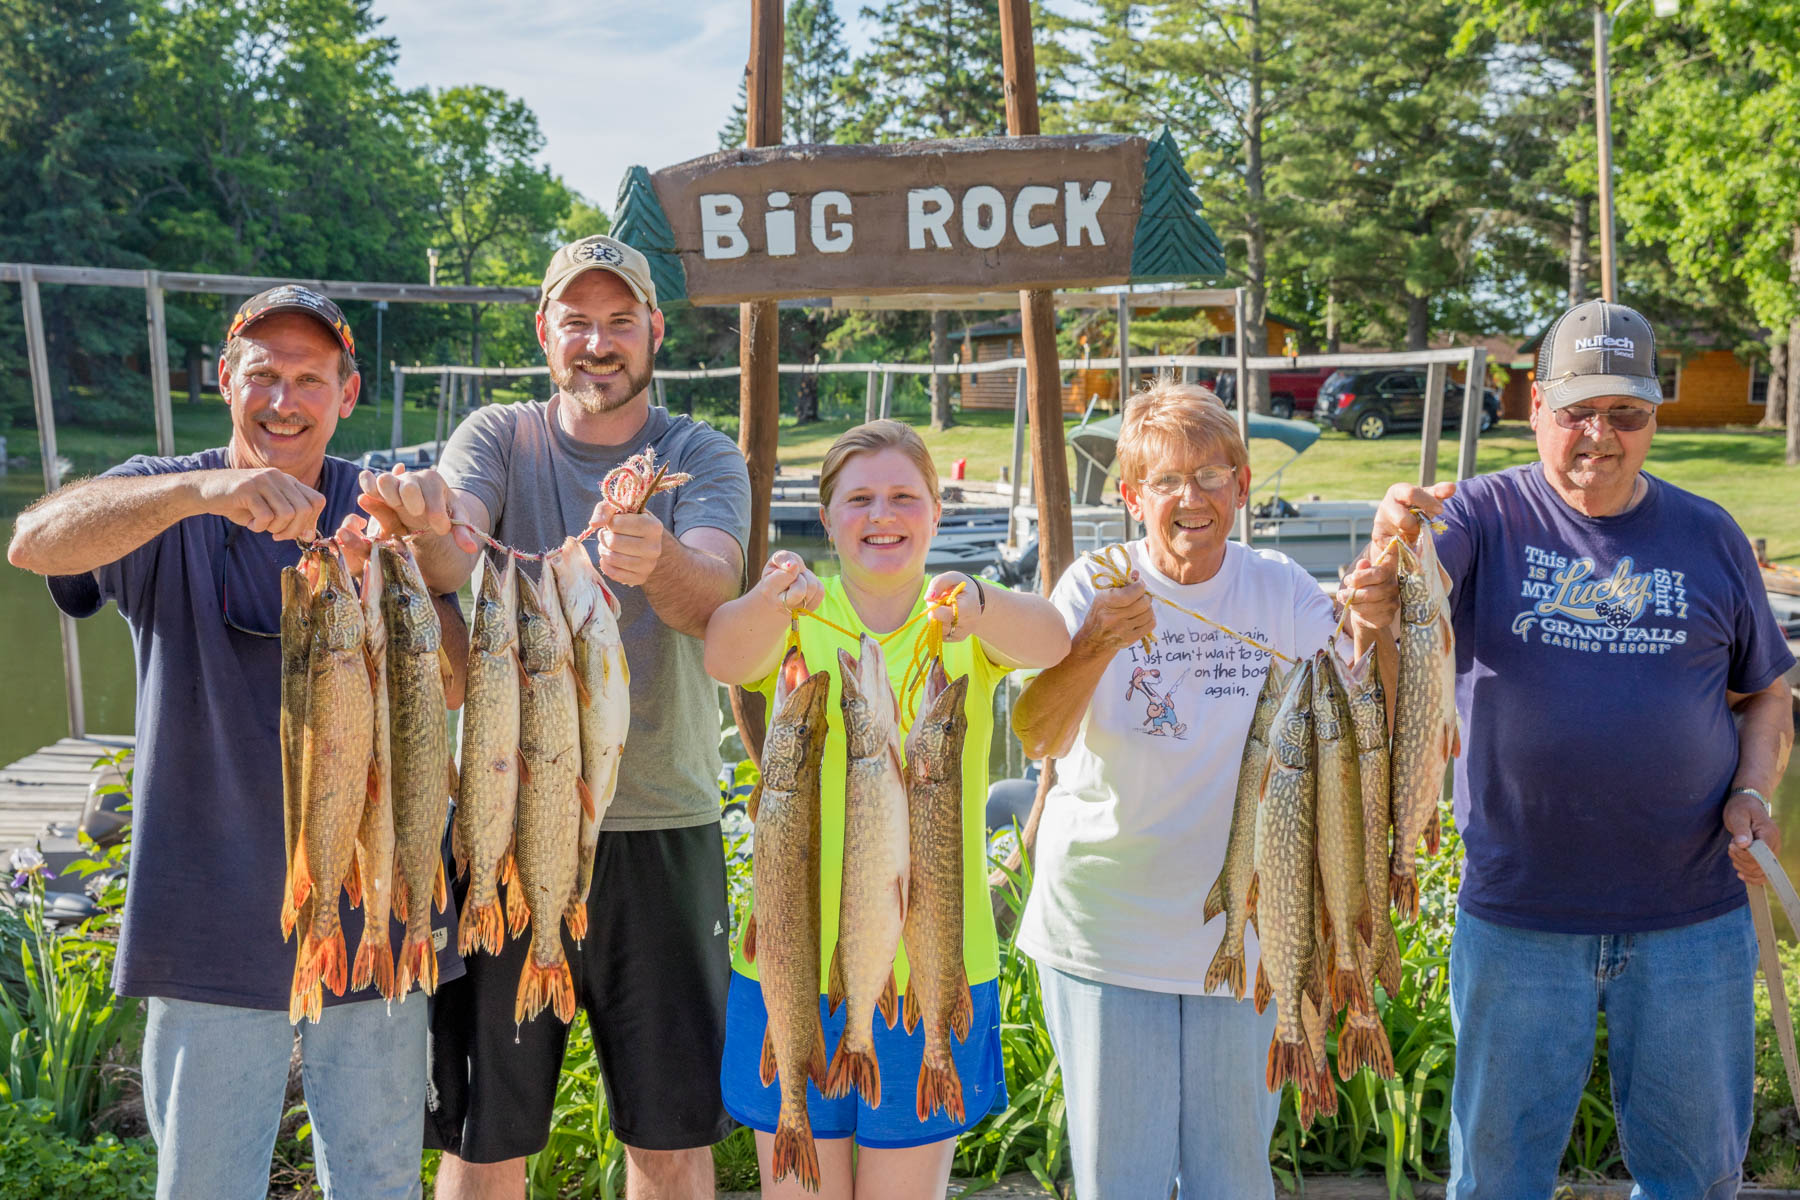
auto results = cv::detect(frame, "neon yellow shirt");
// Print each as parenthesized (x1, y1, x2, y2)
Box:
(731, 575, 1008, 992)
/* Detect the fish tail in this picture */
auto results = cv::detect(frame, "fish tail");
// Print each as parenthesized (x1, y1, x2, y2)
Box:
(288, 935, 321, 1025)
(459, 898, 506, 957)
(514, 953, 575, 1024)
(396, 928, 439, 998)
(351, 922, 396, 998)
(916, 1047, 965, 1124)
(1389, 870, 1420, 921)
(824, 1030, 881, 1106)
(1337, 1015, 1396, 1082)
(1329, 959, 1366, 1014)
(309, 919, 349, 998)
(1266, 1036, 1309, 1094)
(770, 1106, 820, 1192)
(1307, 1062, 1340, 1119)
(1203, 940, 1245, 1001)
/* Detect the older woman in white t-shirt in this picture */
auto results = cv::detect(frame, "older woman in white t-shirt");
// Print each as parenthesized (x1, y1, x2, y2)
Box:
(1012, 382, 1396, 1199)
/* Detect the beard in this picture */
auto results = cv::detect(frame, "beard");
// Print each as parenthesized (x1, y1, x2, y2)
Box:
(552, 350, 655, 416)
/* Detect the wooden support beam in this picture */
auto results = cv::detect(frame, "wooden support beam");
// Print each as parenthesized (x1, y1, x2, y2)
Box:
(144, 273, 175, 457)
(0, 262, 536, 306)
(390, 364, 404, 451)
(1116, 292, 1132, 407)
(1456, 347, 1488, 481)
(732, 0, 786, 766)
(1420, 361, 1448, 486)
(1233, 288, 1252, 545)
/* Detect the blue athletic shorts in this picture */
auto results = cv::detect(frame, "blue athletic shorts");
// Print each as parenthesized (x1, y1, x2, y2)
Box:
(720, 969, 1008, 1149)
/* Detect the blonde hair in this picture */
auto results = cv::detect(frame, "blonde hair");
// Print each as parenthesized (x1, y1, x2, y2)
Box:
(1115, 377, 1249, 485)
(818, 419, 941, 509)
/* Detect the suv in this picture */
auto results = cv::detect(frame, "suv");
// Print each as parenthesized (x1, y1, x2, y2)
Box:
(1315, 369, 1500, 440)
(1208, 368, 1336, 419)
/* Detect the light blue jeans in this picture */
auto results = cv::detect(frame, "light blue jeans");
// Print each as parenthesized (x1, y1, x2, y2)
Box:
(143, 996, 427, 1200)
(1448, 905, 1758, 1200)
(1037, 963, 1281, 1199)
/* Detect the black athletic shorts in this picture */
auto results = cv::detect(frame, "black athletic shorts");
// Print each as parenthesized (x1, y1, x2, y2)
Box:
(424, 822, 735, 1161)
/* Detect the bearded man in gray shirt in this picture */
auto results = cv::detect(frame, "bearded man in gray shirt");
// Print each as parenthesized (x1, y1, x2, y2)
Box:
(359, 235, 749, 1200)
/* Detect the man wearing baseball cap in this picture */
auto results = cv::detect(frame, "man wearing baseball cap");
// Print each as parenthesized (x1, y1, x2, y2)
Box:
(359, 234, 749, 1198)
(1350, 299, 1794, 1196)
(8, 286, 467, 1198)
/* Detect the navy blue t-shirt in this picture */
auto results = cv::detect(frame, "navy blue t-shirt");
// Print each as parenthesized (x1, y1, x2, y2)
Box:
(48, 448, 463, 1009)
(1436, 463, 1794, 934)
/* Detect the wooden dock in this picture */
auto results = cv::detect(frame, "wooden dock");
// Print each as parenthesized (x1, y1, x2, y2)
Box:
(0, 735, 135, 854)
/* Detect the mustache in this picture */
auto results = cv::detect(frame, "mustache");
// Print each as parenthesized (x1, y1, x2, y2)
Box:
(256, 415, 315, 429)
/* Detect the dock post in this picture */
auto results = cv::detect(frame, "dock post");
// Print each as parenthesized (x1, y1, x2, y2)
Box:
(1420, 361, 1447, 486)
(1456, 346, 1487, 481)
(144, 272, 175, 457)
(20, 266, 85, 738)
(1007, 366, 1027, 548)
(1233, 288, 1252, 546)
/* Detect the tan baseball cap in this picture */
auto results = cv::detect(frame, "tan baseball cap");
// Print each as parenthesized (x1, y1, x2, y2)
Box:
(540, 234, 656, 310)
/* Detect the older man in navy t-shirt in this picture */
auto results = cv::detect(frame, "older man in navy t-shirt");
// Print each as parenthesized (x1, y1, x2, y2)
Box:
(1357, 300, 1795, 1198)
(7, 288, 465, 1200)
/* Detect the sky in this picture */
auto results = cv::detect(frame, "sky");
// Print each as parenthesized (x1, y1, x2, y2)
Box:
(373, 0, 881, 213)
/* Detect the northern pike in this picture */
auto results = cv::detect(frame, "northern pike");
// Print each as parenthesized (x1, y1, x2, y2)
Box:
(287, 551, 375, 1023)
(1313, 650, 1369, 1018)
(549, 537, 629, 936)
(744, 650, 831, 1192)
(381, 542, 453, 999)
(512, 562, 586, 1023)
(279, 561, 313, 944)
(1345, 647, 1402, 1000)
(900, 662, 973, 1124)
(1203, 660, 1288, 1000)
(1251, 660, 1326, 1097)
(823, 635, 910, 1107)
(454, 553, 521, 957)
(1389, 526, 1459, 919)
(350, 551, 397, 999)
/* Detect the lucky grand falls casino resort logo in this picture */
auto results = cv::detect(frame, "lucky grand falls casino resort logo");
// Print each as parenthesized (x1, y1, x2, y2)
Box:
(1509, 544, 1689, 655)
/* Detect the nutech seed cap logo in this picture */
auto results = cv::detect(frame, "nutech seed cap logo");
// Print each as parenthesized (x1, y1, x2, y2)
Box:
(578, 242, 625, 266)
(1573, 334, 1636, 354)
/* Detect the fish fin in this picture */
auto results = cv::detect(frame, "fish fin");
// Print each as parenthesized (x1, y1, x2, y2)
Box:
(572, 667, 591, 709)
(1253, 961, 1272, 1015)
(759, 1028, 778, 1088)
(1355, 904, 1374, 954)
(352, 922, 397, 999)
(313, 928, 349, 999)
(916, 1051, 966, 1124)
(949, 965, 973, 1042)
(1331, 960, 1371, 1017)
(742, 912, 758, 963)
(824, 1032, 880, 1106)
(343, 846, 364, 910)
(1424, 806, 1441, 855)
(513, 954, 575, 1024)
(1202, 870, 1227, 923)
(563, 894, 589, 944)
(515, 749, 531, 789)
(1389, 869, 1419, 922)
(451, 822, 468, 880)
(809, 1023, 830, 1092)
(504, 877, 530, 939)
(577, 775, 595, 822)
(1300, 990, 1329, 1075)
(770, 1110, 821, 1192)
(745, 781, 762, 823)
(433, 859, 448, 914)
(1266, 1036, 1309, 1095)
(391, 874, 409, 924)
(1203, 942, 1245, 1002)
(825, 944, 847, 1016)
(1375, 922, 1403, 998)
(438, 644, 455, 698)
(286, 841, 314, 928)
(902, 986, 921, 1035)
(447, 760, 460, 806)
(877, 970, 899, 1029)
(1244, 873, 1260, 922)
(1338, 1013, 1396, 1082)
(363, 644, 381, 691)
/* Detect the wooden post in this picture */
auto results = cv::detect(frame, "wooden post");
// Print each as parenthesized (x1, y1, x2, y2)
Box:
(390, 365, 404, 451)
(1007, 365, 1028, 548)
(999, 0, 1074, 596)
(1419, 360, 1447, 486)
(879, 370, 894, 419)
(1233, 288, 1252, 545)
(20, 267, 85, 738)
(864, 368, 877, 422)
(1116, 292, 1131, 409)
(1456, 346, 1487, 481)
(435, 370, 449, 448)
(144, 272, 175, 457)
(1594, 5, 1618, 303)
(654, 377, 667, 412)
(731, 0, 785, 765)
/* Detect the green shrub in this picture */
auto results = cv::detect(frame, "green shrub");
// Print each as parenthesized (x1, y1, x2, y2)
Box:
(0, 1100, 155, 1200)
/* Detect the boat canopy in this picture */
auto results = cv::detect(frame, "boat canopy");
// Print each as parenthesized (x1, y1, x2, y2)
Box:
(1066, 411, 1321, 503)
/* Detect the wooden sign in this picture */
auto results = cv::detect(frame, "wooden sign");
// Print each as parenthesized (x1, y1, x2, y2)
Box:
(611, 129, 1225, 306)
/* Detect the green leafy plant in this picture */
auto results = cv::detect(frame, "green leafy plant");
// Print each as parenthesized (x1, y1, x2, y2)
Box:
(0, 1100, 155, 1200)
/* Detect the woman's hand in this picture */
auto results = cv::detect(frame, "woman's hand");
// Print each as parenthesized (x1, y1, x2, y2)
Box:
(1074, 575, 1156, 658)
(755, 550, 824, 615)
(925, 571, 984, 642)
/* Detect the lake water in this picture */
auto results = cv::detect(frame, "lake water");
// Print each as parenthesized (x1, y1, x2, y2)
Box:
(3, 473, 1795, 913)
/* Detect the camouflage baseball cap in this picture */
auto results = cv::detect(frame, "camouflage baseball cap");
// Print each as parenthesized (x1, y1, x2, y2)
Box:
(1535, 300, 1663, 409)
(540, 234, 656, 310)
(226, 285, 355, 356)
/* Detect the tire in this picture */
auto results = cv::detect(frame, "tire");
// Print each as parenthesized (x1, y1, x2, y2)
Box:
(1480, 407, 1497, 433)
(1354, 410, 1390, 440)
(1271, 396, 1294, 420)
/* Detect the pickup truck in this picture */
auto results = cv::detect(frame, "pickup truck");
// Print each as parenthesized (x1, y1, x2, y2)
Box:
(1207, 368, 1337, 419)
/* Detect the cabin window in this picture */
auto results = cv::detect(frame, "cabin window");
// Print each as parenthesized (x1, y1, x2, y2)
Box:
(1656, 353, 1681, 403)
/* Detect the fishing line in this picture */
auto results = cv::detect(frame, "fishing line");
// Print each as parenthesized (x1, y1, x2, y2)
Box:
(1086, 544, 1298, 666)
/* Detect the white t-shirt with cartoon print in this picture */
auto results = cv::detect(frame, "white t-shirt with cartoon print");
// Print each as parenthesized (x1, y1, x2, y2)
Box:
(1018, 538, 1337, 995)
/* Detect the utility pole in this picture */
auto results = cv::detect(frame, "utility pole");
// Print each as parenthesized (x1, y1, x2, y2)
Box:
(1594, 5, 1618, 302)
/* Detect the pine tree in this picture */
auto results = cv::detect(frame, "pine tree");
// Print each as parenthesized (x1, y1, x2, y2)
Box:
(785, 0, 848, 144)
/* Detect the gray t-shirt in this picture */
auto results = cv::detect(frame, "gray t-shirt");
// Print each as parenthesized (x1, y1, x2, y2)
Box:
(440, 399, 750, 831)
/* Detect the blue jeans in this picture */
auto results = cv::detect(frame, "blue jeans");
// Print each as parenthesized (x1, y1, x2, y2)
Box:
(1037, 963, 1281, 1199)
(1447, 906, 1757, 1200)
(143, 996, 426, 1200)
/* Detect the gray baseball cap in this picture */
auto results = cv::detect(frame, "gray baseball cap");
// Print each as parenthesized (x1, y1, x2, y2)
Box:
(540, 234, 656, 310)
(1535, 300, 1663, 409)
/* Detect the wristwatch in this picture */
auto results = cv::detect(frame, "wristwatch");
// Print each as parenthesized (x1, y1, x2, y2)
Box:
(1729, 786, 1773, 817)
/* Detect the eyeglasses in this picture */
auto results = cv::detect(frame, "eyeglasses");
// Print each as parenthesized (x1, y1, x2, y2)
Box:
(1139, 465, 1238, 496)
(1552, 405, 1654, 433)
